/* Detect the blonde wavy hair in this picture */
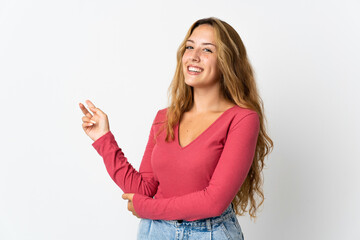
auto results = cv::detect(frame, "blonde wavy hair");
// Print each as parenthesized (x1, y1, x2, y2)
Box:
(155, 17, 273, 221)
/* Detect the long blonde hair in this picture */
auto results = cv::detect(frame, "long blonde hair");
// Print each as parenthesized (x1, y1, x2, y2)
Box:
(155, 17, 273, 221)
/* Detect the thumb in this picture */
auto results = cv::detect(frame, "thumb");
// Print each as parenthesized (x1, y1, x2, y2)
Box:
(122, 193, 128, 200)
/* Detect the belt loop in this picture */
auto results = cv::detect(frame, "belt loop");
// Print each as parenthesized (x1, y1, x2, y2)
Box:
(206, 219, 211, 231)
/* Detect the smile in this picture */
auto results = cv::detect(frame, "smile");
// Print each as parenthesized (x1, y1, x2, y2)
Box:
(187, 66, 203, 74)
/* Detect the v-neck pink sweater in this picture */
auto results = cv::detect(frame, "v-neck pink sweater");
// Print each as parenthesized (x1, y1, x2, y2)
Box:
(92, 105, 260, 221)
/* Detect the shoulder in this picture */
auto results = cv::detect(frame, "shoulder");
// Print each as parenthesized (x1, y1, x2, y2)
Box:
(152, 107, 168, 125)
(232, 105, 258, 118)
(158, 107, 168, 115)
(229, 106, 260, 131)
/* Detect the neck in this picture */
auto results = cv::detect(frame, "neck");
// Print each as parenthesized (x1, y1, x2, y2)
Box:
(190, 85, 229, 114)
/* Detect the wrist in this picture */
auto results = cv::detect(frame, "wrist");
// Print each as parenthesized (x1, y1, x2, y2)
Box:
(93, 131, 111, 142)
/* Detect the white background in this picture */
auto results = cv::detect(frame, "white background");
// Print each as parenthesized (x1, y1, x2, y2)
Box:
(1, 0, 359, 239)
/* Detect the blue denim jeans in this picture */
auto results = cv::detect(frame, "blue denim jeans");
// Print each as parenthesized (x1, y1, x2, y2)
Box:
(137, 203, 244, 240)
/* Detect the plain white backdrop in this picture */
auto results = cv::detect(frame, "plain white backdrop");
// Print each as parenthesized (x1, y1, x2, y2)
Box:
(1, 0, 359, 239)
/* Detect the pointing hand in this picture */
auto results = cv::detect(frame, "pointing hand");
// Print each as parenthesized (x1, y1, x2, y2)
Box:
(79, 100, 110, 141)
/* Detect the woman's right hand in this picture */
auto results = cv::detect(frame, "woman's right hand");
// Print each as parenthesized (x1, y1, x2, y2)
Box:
(79, 99, 110, 142)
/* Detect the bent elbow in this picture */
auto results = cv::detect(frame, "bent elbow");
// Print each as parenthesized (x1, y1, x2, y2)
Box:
(211, 202, 232, 217)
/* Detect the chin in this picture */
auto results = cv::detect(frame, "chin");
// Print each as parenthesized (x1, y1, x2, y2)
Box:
(184, 80, 205, 88)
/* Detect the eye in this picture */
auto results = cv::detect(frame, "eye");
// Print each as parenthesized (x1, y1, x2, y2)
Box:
(185, 46, 193, 50)
(204, 48, 212, 53)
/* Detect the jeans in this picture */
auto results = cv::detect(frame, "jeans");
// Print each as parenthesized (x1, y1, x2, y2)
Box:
(137, 203, 244, 240)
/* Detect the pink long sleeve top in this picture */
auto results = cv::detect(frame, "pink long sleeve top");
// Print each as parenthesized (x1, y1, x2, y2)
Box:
(92, 105, 260, 221)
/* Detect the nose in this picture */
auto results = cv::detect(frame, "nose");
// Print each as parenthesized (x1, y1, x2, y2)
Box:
(190, 48, 200, 62)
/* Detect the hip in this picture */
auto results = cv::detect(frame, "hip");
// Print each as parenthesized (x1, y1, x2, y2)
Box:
(137, 203, 244, 240)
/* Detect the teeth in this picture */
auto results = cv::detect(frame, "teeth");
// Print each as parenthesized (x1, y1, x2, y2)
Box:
(188, 66, 202, 73)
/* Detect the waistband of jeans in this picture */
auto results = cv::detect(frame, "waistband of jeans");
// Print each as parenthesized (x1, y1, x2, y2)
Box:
(163, 202, 235, 227)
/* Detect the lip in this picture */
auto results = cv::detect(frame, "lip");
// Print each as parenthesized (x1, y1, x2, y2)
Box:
(186, 65, 204, 75)
(187, 65, 204, 71)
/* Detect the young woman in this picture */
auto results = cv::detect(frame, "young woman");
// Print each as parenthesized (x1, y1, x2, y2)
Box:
(79, 17, 273, 240)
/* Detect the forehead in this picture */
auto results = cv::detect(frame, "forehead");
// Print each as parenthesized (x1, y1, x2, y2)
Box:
(188, 24, 216, 43)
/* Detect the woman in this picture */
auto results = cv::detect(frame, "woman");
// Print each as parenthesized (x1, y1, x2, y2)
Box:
(79, 17, 273, 240)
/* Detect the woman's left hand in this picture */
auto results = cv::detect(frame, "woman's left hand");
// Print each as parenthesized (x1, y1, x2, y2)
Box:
(122, 193, 140, 218)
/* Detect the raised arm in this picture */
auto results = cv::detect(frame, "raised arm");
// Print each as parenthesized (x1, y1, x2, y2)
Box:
(92, 111, 160, 197)
(132, 113, 260, 221)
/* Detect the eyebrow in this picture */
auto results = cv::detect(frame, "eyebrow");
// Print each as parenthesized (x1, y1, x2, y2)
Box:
(186, 39, 216, 47)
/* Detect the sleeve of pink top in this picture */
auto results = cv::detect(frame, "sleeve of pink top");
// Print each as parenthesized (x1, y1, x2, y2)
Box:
(91, 111, 160, 197)
(132, 112, 260, 221)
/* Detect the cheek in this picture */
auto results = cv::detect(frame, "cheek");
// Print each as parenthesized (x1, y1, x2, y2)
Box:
(181, 55, 187, 66)
(206, 59, 220, 76)
(210, 59, 219, 72)
(203, 57, 216, 69)
(181, 58, 186, 70)
(182, 52, 190, 62)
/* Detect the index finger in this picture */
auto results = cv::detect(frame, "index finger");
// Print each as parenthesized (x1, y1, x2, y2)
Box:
(79, 103, 92, 118)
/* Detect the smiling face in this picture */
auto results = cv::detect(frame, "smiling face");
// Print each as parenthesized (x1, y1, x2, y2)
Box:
(182, 24, 221, 89)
